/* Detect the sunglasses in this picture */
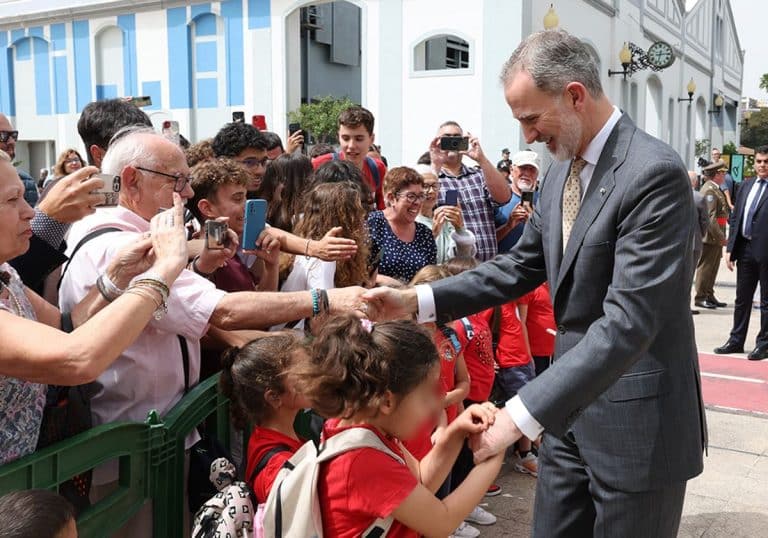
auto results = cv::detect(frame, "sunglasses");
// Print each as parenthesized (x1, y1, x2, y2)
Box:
(0, 131, 19, 143)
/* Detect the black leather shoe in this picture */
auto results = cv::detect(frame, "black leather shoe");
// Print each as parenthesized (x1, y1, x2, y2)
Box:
(714, 341, 744, 354)
(709, 297, 727, 308)
(748, 346, 768, 361)
(691, 309, 700, 315)
(695, 301, 717, 310)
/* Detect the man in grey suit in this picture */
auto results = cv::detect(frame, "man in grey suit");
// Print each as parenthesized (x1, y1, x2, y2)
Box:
(364, 30, 706, 537)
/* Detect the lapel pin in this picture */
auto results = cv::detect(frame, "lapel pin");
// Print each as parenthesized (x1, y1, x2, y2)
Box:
(599, 187, 606, 195)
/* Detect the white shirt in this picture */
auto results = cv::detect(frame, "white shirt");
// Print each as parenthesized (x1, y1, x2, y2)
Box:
(272, 256, 337, 330)
(415, 106, 624, 441)
(59, 206, 226, 484)
(741, 177, 768, 238)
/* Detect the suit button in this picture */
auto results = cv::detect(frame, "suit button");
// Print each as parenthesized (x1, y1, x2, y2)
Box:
(557, 325, 566, 334)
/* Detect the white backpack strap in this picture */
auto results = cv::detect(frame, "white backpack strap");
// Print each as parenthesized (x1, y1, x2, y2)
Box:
(363, 516, 394, 537)
(316, 427, 404, 465)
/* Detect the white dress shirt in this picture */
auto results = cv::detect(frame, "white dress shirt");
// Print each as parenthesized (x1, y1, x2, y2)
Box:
(415, 106, 624, 441)
(59, 206, 226, 484)
(741, 176, 768, 238)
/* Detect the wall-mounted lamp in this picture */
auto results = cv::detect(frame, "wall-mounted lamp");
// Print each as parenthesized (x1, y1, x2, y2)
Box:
(707, 94, 725, 115)
(543, 4, 559, 30)
(677, 78, 696, 103)
(740, 110, 752, 128)
(607, 43, 633, 79)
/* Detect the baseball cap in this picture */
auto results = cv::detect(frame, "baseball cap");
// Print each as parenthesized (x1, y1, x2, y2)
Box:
(512, 150, 540, 171)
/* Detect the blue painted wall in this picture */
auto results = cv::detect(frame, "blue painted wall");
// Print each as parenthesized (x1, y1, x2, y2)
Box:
(0, 32, 14, 115)
(142, 80, 162, 110)
(167, 7, 191, 109)
(73, 20, 93, 111)
(196, 78, 218, 108)
(96, 84, 118, 100)
(117, 14, 138, 97)
(33, 38, 52, 115)
(53, 56, 69, 114)
(248, 0, 270, 29)
(222, 0, 245, 106)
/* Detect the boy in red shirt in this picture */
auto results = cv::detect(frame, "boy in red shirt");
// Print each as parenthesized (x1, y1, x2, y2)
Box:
(311, 106, 387, 209)
(495, 295, 538, 476)
(526, 282, 556, 376)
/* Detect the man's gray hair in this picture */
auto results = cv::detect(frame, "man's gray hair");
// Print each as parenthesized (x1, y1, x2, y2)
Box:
(500, 30, 603, 98)
(101, 126, 161, 176)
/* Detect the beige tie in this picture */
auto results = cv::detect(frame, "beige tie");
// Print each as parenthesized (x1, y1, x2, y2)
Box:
(562, 157, 588, 250)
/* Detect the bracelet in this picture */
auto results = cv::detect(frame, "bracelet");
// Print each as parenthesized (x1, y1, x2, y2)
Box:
(131, 273, 171, 296)
(304, 239, 312, 260)
(125, 285, 167, 320)
(96, 273, 123, 302)
(191, 255, 215, 277)
(310, 288, 321, 317)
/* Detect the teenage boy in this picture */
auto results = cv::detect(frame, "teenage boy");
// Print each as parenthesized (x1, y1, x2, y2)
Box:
(312, 106, 387, 209)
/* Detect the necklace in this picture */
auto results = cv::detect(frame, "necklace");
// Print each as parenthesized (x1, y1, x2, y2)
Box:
(0, 274, 23, 316)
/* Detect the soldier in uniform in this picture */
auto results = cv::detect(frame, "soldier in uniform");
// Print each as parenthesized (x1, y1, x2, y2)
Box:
(694, 160, 729, 309)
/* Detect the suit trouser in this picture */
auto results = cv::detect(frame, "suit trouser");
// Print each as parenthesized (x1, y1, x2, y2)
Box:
(532, 431, 686, 538)
(694, 243, 722, 302)
(729, 241, 768, 347)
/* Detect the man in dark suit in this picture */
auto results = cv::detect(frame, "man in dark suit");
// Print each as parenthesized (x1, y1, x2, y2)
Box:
(364, 30, 705, 537)
(715, 146, 768, 360)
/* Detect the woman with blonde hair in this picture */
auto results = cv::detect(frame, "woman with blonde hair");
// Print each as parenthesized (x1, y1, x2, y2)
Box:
(53, 149, 85, 179)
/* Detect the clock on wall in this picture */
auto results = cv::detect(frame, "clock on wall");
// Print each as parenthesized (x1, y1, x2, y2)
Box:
(646, 41, 675, 69)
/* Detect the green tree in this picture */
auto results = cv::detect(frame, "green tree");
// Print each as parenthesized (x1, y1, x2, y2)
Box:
(694, 138, 710, 159)
(740, 108, 768, 150)
(288, 96, 356, 145)
(760, 73, 768, 94)
(722, 141, 738, 154)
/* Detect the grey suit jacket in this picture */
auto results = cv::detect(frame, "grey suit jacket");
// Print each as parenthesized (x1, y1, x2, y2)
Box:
(431, 114, 706, 492)
(692, 189, 707, 263)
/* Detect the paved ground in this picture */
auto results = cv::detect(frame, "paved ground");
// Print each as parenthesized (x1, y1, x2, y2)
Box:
(477, 256, 768, 537)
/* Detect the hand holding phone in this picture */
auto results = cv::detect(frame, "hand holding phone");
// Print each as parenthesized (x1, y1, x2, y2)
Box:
(520, 190, 534, 208)
(204, 220, 230, 250)
(444, 189, 459, 206)
(439, 136, 469, 152)
(91, 173, 122, 206)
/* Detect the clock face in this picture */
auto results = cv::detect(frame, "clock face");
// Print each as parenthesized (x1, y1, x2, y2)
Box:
(647, 41, 675, 69)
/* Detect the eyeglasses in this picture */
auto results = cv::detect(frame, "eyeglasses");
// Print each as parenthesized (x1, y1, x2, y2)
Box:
(135, 166, 192, 192)
(65, 158, 82, 165)
(238, 157, 270, 168)
(397, 192, 427, 204)
(0, 131, 18, 143)
(423, 184, 438, 192)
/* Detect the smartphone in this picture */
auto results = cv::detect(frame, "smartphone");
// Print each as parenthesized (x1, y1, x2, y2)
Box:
(204, 220, 230, 250)
(445, 189, 459, 206)
(162, 120, 179, 136)
(521, 190, 534, 208)
(129, 96, 152, 107)
(252, 115, 267, 131)
(242, 199, 268, 250)
(92, 173, 121, 206)
(288, 122, 302, 136)
(232, 111, 245, 123)
(439, 136, 469, 152)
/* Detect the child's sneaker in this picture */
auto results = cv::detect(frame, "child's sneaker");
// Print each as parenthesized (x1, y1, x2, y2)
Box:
(465, 505, 497, 525)
(485, 483, 502, 497)
(514, 452, 539, 477)
(450, 521, 480, 537)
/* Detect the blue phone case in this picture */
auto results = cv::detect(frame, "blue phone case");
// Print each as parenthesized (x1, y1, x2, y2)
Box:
(242, 199, 267, 249)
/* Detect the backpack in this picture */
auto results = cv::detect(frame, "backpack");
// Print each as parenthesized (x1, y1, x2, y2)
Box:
(262, 427, 404, 538)
(332, 152, 382, 204)
(192, 458, 255, 538)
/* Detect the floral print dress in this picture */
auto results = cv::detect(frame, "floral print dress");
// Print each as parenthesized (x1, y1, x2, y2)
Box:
(0, 263, 46, 465)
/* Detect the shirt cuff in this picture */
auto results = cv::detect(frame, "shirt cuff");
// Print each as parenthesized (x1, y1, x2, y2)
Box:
(505, 395, 544, 441)
(414, 284, 437, 323)
(31, 209, 70, 249)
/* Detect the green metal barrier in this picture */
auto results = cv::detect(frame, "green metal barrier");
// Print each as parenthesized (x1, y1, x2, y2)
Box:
(0, 373, 230, 538)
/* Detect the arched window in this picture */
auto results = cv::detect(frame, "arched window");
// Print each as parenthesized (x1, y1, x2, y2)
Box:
(413, 34, 471, 72)
(95, 26, 125, 100)
(190, 13, 220, 109)
(645, 77, 662, 139)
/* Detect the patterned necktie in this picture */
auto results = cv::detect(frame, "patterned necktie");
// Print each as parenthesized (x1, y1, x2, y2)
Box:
(562, 157, 588, 250)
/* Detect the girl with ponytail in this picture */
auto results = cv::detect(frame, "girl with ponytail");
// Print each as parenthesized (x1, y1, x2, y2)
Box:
(218, 334, 309, 503)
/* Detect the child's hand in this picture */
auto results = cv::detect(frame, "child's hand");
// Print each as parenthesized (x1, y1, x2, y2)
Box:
(451, 402, 498, 437)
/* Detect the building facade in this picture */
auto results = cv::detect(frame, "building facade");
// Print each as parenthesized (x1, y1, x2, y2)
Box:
(0, 0, 743, 176)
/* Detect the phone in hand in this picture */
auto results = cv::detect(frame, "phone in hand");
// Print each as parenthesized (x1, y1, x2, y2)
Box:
(440, 136, 469, 152)
(444, 189, 460, 206)
(288, 122, 302, 136)
(252, 115, 267, 131)
(521, 189, 534, 208)
(92, 173, 121, 206)
(232, 111, 245, 123)
(242, 199, 268, 250)
(205, 220, 230, 250)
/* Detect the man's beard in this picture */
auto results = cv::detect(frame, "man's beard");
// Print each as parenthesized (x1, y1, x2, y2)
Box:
(550, 111, 583, 162)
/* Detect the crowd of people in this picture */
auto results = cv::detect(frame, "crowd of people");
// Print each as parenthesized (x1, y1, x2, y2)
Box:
(0, 80, 556, 536)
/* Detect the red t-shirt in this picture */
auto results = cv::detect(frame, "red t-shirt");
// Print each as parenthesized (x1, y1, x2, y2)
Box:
(245, 426, 304, 504)
(452, 310, 495, 402)
(402, 417, 435, 461)
(526, 283, 556, 357)
(312, 152, 386, 209)
(319, 419, 420, 538)
(495, 295, 533, 369)
(435, 326, 462, 424)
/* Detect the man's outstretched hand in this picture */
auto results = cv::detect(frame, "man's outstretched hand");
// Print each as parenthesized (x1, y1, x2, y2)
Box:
(362, 287, 419, 321)
(469, 406, 523, 464)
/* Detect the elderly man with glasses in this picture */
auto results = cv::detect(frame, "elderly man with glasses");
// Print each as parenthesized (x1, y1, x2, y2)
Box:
(59, 127, 365, 537)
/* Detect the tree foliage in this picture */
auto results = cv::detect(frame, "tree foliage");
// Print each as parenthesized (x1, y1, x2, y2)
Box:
(288, 96, 357, 144)
(740, 108, 768, 151)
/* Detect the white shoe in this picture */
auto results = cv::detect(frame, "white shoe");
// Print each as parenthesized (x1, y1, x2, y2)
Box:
(464, 505, 497, 525)
(450, 521, 481, 537)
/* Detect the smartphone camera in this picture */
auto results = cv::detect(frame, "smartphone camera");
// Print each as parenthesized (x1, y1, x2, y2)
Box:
(92, 173, 122, 206)
(205, 220, 229, 250)
(521, 190, 534, 207)
(440, 136, 469, 152)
